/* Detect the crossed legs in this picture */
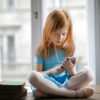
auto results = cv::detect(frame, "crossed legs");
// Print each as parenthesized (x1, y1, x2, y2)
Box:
(28, 70, 93, 97)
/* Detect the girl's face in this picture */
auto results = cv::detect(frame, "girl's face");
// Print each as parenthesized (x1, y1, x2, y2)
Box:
(50, 26, 68, 47)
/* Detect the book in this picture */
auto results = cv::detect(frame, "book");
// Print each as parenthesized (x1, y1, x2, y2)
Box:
(0, 80, 27, 100)
(0, 88, 27, 100)
(0, 86, 26, 94)
(0, 80, 25, 90)
(0, 80, 25, 86)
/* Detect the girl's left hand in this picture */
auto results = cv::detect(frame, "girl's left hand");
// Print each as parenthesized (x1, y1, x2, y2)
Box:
(63, 59, 76, 76)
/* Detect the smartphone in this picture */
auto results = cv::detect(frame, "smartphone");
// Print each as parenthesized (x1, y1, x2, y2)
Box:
(61, 57, 76, 69)
(67, 57, 76, 64)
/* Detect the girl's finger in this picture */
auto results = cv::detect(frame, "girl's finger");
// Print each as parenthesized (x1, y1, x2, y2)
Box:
(67, 60, 74, 68)
(63, 61, 68, 67)
(64, 60, 70, 65)
(64, 62, 70, 69)
(68, 60, 73, 66)
(65, 60, 74, 68)
(63, 62, 68, 68)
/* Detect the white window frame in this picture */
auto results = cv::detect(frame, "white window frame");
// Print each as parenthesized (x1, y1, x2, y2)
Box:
(31, 0, 43, 66)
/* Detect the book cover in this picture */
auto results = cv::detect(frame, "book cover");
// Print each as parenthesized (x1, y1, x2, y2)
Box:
(0, 80, 25, 90)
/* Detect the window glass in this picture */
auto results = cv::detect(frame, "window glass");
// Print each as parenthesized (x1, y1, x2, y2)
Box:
(0, 0, 31, 86)
(7, 36, 15, 63)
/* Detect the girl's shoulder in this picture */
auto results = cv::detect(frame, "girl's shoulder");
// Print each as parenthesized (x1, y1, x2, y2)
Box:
(35, 53, 43, 59)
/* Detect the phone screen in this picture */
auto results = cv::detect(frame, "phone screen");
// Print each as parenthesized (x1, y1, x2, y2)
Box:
(67, 57, 76, 64)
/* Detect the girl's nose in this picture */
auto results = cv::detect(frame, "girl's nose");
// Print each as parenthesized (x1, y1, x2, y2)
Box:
(59, 35, 63, 41)
(56, 34, 63, 41)
(56, 34, 60, 39)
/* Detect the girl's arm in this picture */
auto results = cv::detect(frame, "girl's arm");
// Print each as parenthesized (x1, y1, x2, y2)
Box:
(43, 65, 65, 75)
(33, 63, 65, 75)
(33, 60, 77, 76)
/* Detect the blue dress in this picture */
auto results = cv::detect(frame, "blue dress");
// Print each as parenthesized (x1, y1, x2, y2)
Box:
(31, 49, 77, 92)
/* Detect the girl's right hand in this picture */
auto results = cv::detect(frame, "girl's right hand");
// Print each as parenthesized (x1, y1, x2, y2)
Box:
(62, 59, 76, 76)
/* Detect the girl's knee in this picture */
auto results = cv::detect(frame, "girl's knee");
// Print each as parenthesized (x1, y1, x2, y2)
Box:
(83, 70, 93, 82)
(28, 70, 39, 84)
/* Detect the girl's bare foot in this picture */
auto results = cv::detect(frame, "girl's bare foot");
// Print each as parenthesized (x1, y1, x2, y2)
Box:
(75, 87, 94, 98)
(33, 90, 48, 98)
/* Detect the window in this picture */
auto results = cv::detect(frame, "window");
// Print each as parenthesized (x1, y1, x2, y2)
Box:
(7, 36, 15, 63)
(16, 0, 30, 9)
(0, 0, 3, 9)
(0, 0, 31, 86)
(7, 0, 14, 9)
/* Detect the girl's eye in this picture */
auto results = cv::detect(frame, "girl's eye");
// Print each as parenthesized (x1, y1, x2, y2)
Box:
(62, 33, 66, 35)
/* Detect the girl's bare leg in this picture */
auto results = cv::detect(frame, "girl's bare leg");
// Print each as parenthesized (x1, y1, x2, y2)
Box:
(66, 70, 93, 90)
(28, 71, 76, 97)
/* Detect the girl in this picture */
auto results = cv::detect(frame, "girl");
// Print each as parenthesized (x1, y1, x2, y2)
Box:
(28, 9, 94, 98)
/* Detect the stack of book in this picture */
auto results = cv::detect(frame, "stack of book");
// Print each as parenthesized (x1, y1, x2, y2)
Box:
(0, 80, 27, 100)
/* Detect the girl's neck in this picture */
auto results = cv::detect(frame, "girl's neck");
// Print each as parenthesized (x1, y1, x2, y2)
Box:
(54, 45, 62, 51)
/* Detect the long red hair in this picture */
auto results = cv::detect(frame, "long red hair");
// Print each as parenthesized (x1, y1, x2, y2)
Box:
(35, 9, 75, 58)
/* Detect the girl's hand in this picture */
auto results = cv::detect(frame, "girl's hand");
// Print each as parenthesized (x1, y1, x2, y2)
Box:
(63, 59, 76, 76)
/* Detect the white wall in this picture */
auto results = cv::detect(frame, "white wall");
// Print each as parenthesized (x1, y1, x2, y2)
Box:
(94, 0, 100, 84)
(87, 0, 100, 84)
(87, 0, 96, 84)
